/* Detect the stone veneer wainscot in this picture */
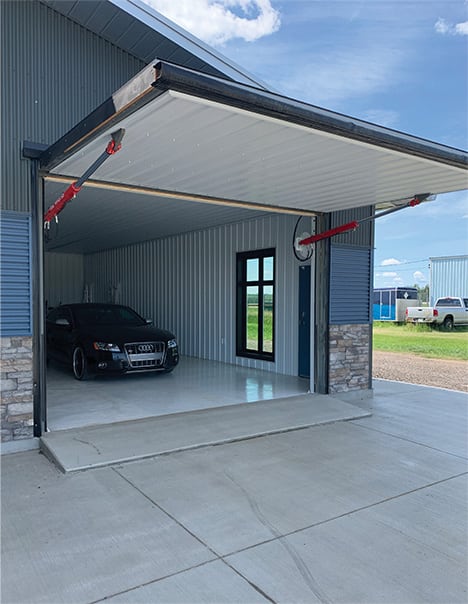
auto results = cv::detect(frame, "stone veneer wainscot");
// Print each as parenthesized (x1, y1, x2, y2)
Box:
(1, 337, 33, 442)
(329, 324, 371, 393)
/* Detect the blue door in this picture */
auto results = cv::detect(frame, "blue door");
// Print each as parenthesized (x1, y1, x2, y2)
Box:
(298, 265, 311, 378)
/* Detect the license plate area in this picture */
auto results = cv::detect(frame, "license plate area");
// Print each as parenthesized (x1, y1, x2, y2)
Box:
(125, 342, 165, 368)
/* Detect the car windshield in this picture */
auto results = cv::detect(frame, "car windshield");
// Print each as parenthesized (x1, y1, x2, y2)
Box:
(73, 306, 146, 326)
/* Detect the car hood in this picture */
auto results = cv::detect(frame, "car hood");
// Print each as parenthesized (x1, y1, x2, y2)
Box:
(79, 324, 175, 343)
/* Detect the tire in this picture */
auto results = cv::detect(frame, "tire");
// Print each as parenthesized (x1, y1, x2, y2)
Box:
(442, 316, 454, 331)
(72, 346, 93, 380)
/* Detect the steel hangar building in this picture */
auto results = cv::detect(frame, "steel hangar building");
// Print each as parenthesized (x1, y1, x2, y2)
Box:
(1, 0, 467, 454)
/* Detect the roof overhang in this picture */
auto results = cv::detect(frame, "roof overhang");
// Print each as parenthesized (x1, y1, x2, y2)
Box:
(40, 60, 468, 216)
(41, 0, 267, 88)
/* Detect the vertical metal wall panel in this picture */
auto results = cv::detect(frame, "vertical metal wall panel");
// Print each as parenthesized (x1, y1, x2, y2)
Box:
(44, 252, 84, 308)
(1, 0, 144, 212)
(83, 215, 307, 375)
(330, 245, 372, 324)
(330, 206, 374, 246)
(0, 212, 32, 336)
(430, 255, 468, 304)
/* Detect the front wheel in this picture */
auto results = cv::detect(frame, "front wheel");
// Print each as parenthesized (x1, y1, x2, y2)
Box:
(442, 316, 454, 331)
(72, 346, 93, 380)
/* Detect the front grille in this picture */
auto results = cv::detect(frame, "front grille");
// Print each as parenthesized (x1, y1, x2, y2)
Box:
(124, 341, 165, 368)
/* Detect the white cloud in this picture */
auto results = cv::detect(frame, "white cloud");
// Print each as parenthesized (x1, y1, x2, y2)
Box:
(381, 258, 401, 266)
(455, 21, 468, 35)
(142, 0, 281, 45)
(276, 44, 405, 106)
(435, 17, 468, 35)
(383, 271, 398, 277)
(435, 17, 450, 34)
(413, 270, 426, 283)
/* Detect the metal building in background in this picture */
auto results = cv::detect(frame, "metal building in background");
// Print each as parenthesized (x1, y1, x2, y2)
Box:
(430, 255, 468, 304)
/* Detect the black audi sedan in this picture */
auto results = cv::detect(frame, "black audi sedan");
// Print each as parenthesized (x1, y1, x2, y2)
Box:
(46, 303, 179, 380)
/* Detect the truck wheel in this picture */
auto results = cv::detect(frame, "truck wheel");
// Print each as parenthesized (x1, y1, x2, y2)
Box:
(442, 316, 454, 331)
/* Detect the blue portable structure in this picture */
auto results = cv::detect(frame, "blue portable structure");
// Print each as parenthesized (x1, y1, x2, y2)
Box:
(373, 287, 419, 322)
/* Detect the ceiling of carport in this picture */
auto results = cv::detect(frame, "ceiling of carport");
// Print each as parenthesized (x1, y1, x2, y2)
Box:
(44, 179, 271, 254)
(41, 61, 467, 255)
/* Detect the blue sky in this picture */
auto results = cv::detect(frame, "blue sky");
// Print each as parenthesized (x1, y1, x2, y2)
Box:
(144, 0, 467, 287)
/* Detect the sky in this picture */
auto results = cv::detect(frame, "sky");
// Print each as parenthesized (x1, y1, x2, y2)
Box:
(143, 0, 468, 288)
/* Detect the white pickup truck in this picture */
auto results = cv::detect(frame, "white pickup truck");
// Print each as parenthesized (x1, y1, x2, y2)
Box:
(405, 296, 468, 330)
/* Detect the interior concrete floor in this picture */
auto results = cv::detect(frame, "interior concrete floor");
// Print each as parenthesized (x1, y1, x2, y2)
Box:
(46, 356, 310, 430)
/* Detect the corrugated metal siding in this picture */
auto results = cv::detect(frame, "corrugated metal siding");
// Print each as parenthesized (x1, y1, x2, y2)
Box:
(1, 0, 144, 212)
(83, 215, 307, 375)
(0, 212, 32, 336)
(43, 0, 233, 79)
(44, 252, 85, 308)
(430, 255, 468, 304)
(330, 245, 372, 324)
(330, 206, 374, 246)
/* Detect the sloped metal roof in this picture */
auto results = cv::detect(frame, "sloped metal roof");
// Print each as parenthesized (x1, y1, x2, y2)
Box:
(40, 0, 267, 87)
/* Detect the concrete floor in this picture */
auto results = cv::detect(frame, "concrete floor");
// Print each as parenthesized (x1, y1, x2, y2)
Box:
(47, 356, 310, 430)
(2, 380, 467, 604)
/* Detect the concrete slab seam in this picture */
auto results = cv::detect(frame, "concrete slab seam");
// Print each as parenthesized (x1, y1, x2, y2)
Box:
(220, 470, 468, 560)
(107, 468, 285, 604)
(112, 467, 222, 558)
(350, 420, 468, 461)
(101, 468, 468, 604)
(88, 558, 220, 604)
(218, 558, 277, 604)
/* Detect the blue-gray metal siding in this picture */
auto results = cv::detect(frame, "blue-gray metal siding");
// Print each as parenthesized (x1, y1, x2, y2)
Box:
(1, 0, 144, 213)
(430, 255, 468, 304)
(330, 206, 374, 246)
(83, 215, 310, 376)
(0, 213, 32, 336)
(330, 245, 372, 324)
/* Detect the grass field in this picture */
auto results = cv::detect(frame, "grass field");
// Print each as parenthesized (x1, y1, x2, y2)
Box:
(247, 306, 273, 351)
(246, 308, 468, 361)
(373, 322, 468, 361)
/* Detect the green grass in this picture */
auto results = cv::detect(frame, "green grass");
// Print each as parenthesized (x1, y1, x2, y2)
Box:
(373, 322, 468, 360)
(247, 306, 273, 351)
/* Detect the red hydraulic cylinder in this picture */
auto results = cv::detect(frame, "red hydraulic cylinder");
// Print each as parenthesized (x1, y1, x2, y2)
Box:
(43, 183, 81, 224)
(299, 221, 359, 246)
(43, 128, 125, 227)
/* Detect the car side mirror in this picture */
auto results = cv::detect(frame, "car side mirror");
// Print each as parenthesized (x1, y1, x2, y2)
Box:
(55, 318, 71, 327)
(145, 319, 153, 325)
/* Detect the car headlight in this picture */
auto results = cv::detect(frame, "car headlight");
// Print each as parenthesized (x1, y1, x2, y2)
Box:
(93, 342, 121, 352)
(167, 339, 177, 349)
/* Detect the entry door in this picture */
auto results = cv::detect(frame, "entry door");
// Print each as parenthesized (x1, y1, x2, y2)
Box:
(298, 265, 311, 378)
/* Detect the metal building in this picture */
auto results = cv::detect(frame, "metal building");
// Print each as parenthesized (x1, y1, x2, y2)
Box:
(429, 255, 468, 304)
(1, 0, 467, 451)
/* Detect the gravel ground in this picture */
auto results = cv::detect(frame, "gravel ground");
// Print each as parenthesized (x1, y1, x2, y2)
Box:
(373, 350, 468, 393)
